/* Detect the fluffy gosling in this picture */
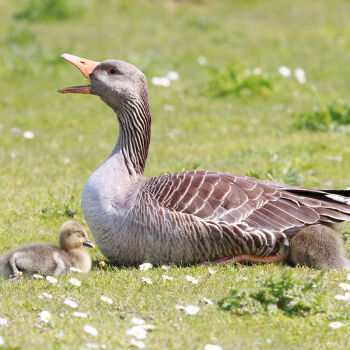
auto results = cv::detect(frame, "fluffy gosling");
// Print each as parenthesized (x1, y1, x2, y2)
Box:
(0, 219, 94, 279)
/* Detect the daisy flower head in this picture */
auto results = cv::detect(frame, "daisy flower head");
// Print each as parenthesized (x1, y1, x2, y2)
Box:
(185, 275, 198, 284)
(197, 56, 207, 66)
(46, 276, 58, 284)
(130, 317, 145, 326)
(208, 267, 216, 275)
(33, 274, 43, 279)
(162, 274, 173, 281)
(334, 294, 350, 301)
(0, 318, 8, 327)
(151, 76, 170, 87)
(39, 310, 51, 323)
(73, 312, 88, 318)
(161, 265, 168, 271)
(84, 324, 98, 337)
(141, 277, 153, 285)
(184, 305, 200, 316)
(166, 71, 179, 81)
(339, 283, 350, 291)
(175, 304, 185, 310)
(43, 293, 53, 299)
(23, 131, 34, 139)
(100, 296, 113, 304)
(278, 66, 291, 77)
(130, 338, 145, 349)
(204, 345, 223, 350)
(70, 267, 82, 273)
(0, 336, 4, 346)
(294, 68, 306, 84)
(200, 297, 214, 305)
(69, 277, 81, 287)
(329, 321, 344, 329)
(126, 326, 147, 340)
(64, 298, 78, 308)
(138, 262, 153, 271)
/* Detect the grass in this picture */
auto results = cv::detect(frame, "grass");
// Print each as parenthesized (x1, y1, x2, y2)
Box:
(1, 0, 350, 348)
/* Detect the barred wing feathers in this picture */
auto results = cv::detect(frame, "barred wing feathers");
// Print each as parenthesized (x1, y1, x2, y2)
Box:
(144, 170, 350, 239)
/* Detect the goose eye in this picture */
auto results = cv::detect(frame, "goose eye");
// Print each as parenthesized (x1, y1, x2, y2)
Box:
(107, 67, 117, 75)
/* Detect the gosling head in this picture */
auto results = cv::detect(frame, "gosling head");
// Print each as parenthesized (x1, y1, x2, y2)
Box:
(58, 219, 95, 251)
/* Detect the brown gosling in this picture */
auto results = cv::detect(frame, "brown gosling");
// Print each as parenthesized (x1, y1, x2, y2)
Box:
(0, 219, 94, 279)
(287, 224, 350, 270)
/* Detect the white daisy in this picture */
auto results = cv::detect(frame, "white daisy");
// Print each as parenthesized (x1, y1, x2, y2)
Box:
(39, 310, 51, 323)
(0, 318, 8, 326)
(162, 274, 173, 281)
(294, 68, 306, 84)
(166, 71, 179, 81)
(278, 66, 291, 77)
(70, 267, 83, 273)
(43, 293, 53, 299)
(130, 317, 145, 326)
(151, 77, 170, 87)
(334, 295, 347, 301)
(141, 277, 153, 285)
(46, 276, 57, 284)
(73, 312, 88, 318)
(184, 305, 200, 315)
(64, 298, 78, 308)
(252, 67, 263, 75)
(208, 268, 216, 275)
(161, 265, 169, 271)
(23, 131, 34, 139)
(138, 263, 153, 271)
(0, 336, 4, 346)
(329, 321, 344, 329)
(339, 283, 350, 291)
(33, 274, 43, 279)
(200, 297, 214, 305)
(84, 325, 98, 337)
(130, 338, 145, 349)
(185, 275, 198, 284)
(126, 326, 147, 340)
(175, 304, 185, 310)
(204, 345, 223, 350)
(69, 277, 81, 287)
(197, 56, 207, 66)
(100, 296, 113, 304)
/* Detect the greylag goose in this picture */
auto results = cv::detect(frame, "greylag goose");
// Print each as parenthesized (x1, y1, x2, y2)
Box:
(58, 54, 350, 268)
(0, 219, 94, 279)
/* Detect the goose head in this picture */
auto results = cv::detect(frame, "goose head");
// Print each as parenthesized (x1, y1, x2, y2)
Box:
(59, 219, 95, 251)
(58, 53, 147, 111)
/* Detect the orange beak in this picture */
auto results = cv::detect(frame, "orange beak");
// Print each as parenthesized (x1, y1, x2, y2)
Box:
(58, 53, 100, 94)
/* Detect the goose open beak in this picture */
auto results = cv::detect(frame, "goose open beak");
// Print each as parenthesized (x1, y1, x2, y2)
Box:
(83, 238, 95, 249)
(58, 53, 100, 94)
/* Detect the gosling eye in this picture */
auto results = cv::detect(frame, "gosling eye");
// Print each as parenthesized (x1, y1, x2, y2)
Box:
(107, 67, 117, 75)
(76, 231, 84, 237)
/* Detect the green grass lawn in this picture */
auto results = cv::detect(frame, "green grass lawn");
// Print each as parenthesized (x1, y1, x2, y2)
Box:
(1, 0, 350, 348)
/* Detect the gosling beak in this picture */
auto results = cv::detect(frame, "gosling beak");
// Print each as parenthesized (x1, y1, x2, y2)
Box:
(58, 53, 100, 94)
(83, 238, 95, 249)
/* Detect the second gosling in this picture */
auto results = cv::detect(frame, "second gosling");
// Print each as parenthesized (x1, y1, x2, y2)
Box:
(0, 219, 94, 279)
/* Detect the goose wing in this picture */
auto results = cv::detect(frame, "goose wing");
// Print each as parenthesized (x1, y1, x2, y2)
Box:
(144, 170, 350, 235)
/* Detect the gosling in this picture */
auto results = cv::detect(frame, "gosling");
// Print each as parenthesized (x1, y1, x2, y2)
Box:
(287, 224, 350, 270)
(0, 219, 94, 279)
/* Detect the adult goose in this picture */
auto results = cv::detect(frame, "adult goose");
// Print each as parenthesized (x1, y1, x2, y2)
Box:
(59, 54, 350, 268)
